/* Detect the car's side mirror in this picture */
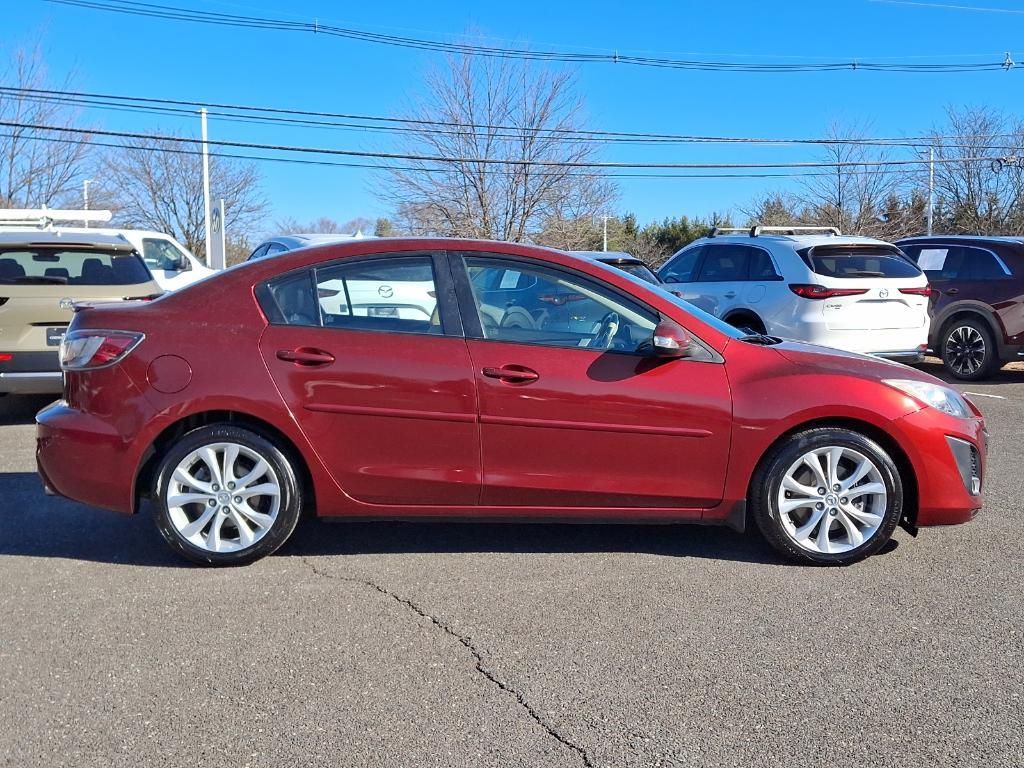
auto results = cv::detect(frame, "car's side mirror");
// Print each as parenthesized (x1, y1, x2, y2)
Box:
(176, 256, 191, 272)
(651, 319, 694, 359)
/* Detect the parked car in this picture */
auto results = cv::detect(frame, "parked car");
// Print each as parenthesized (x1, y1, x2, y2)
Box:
(37, 238, 986, 567)
(0, 231, 162, 395)
(657, 227, 931, 360)
(570, 250, 663, 285)
(0, 209, 213, 292)
(247, 233, 369, 261)
(897, 235, 1024, 380)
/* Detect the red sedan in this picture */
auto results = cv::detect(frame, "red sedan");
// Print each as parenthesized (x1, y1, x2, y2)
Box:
(36, 239, 987, 566)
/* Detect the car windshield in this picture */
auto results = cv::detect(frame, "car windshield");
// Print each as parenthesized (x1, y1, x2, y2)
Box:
(0, 247, 152, 285)
(608, 261, 660, 284)
(798, 245, 922, 279)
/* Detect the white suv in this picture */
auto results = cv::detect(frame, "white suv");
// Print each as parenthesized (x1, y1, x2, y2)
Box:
(657, 226, 931, 360)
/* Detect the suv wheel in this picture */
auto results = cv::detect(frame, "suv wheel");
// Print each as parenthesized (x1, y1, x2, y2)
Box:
(750, 428, 903, 566)
(941, 318, 1000, 381)
(152, 425, 303, 566)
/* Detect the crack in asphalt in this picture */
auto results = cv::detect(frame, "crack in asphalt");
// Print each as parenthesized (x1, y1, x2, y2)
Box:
(301, 557, 595, 768)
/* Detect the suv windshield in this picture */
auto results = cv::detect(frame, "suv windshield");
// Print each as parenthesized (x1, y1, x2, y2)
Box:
(798, 245, 922, 279)
(0, 247, 152, 285)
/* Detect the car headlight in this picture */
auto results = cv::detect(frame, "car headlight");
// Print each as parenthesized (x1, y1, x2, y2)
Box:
(883, 378, 971, 418)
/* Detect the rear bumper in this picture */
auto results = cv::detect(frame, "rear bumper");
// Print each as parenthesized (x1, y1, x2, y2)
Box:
(0, 351, 63, 393)
(892, 408, 986, 526)
(790, 320, 929, 357)
(873, 349, 926, 363)
(0, 371, 63, 394)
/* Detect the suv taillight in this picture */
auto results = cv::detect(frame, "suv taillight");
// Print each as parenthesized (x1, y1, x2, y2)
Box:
(789, 284, 869, 300)
(60, 330, 145, 370)
(899, 287, 933, 297)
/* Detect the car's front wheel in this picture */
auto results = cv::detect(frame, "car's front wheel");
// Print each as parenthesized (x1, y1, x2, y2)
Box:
(152, 425, 303, 566)
(750, 428, 903, 565)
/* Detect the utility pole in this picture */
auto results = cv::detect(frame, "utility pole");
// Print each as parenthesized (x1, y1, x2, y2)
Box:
(601, 215, 612, 252)
(82, 179, 93, 227)
(927, 146, 935, 236)
(201, 108, 212, 265)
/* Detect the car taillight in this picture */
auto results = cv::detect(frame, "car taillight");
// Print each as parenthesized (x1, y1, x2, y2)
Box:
(60, 330, 145, 370)
(899, 287, 933, 297)
(0, 353, 11, 362)
(788, 284, 869, 300)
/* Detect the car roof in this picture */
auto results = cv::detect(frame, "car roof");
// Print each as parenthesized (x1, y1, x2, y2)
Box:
(265, 233, 369, 250)
(569, 250, 644, 264)
(897, 234, 1024, 246)
(696, 234, 892, 249)
(0, 230, 135, 251)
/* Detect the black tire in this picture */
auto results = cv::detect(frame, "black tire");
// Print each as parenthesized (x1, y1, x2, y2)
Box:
(750, 428, 903, 566)
(152, 424, 303, 566)
(726, 313, 766, 336)
(940, 318, 1001, 381)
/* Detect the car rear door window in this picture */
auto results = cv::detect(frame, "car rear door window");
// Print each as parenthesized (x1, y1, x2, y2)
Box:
(963, 247, 1009, 280)
(464, 257, 657, 353)
(695, 245, 749, 282)
(747, 248, 781, 280)
(659, 246, 703, 282)
(264, 256, 442, 335)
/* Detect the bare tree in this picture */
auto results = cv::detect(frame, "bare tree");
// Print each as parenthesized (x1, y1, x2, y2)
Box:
(796, 122, 907, 236)
(379, 52, 616, 242)
(0, 45, 94, 208)
(103, 133, 267, 260)
(271, 215, 373, 235)
(921, 106, 1024, 234)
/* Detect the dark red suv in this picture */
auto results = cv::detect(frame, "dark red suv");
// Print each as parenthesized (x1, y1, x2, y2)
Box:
(36, 239, 987, 567)
(897, 236, 1024, 380)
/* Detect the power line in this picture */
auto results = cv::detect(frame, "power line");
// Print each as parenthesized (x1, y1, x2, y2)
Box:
(42, 0, 1024, 74)
(5, 118, 999, 171)
(3, 85, 1022, 152)
(0, 128, 928, 182)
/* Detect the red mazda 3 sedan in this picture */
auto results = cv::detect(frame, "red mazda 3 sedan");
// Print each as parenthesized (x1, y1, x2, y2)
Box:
(36, 239, 987, 566)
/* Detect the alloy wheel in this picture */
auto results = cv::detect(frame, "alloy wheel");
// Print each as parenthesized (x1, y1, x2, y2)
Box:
(946, 325, 987, 377)
(775, 446, 887, 554)
(165, 442, 281, 553)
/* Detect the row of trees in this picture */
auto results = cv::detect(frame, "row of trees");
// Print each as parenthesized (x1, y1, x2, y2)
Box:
(4, 44, 1024, 269)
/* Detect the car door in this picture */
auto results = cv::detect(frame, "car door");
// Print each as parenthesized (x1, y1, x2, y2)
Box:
(258, 252, 480, 506)
(453, 252, 732, 512)
(685, 243, 752, 318)
(657, 245, 704, 303)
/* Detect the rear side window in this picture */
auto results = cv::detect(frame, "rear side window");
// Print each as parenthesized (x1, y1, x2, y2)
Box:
(659, 246, 703, 283)
(695, 245, 749, 282)
(0, 247, 152, 286)
(262, 256, 441, 335)
(142, 238, 187, 271)
(906, 245, 1008, 280)
(799, 245, 922, 279)
(748, 249, 782, 280)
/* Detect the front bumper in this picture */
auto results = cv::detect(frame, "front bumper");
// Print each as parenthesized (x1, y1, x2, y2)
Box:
(892, 407, 986, 526)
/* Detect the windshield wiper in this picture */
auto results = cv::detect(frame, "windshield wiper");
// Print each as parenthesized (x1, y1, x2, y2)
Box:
(739, 332, 781, 345)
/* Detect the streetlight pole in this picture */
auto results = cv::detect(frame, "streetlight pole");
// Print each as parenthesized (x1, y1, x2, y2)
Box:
(601, 215, 612, 252)
(927, 146, 935, 236)
(201, 108, 212, 265)
(82, 179, 93, 227)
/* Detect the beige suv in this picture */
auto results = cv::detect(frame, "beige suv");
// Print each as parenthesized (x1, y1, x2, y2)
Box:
(0, 231, 162, 395)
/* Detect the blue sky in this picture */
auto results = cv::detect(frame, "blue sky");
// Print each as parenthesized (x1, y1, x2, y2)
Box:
(5, 0, 1024, 232)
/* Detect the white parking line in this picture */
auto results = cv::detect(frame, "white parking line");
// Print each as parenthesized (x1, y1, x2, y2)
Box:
(963, 391, 1006, 400)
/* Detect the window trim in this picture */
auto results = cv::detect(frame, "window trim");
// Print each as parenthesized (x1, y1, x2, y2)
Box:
(451, 251, 669, 357)
(257, 251, 462, 338)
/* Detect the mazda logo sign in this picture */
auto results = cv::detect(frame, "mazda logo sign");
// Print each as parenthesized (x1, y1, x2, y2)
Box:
(378, 285, 394, 298)
(879, 288, 889, 299)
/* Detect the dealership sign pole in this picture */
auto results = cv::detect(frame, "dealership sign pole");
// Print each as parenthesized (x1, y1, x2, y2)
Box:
(209, 199, 227, 271)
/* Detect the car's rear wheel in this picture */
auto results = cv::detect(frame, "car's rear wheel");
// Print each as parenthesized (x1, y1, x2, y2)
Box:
(152, 425, 303, 566)
(941, 318, 1001, 381)
(750, 428, 903, 565)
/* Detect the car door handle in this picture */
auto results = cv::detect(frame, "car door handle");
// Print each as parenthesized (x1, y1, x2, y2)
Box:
(276, 347, 336, 366)
(945, 288, 959, 295)
(482, 365, 540, 383)
(723, 291, 737, 299)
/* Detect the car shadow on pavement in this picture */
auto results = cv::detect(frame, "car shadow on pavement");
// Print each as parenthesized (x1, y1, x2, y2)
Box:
(0, 395, 54, 426)
(0, 470, 813, 567)
(911, 359, 1024, 387)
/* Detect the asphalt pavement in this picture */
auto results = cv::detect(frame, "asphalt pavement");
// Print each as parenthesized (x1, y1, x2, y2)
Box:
(1, 362, 1023, 767)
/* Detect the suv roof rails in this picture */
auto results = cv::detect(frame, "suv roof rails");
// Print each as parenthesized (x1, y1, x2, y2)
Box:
(0, 207, 113, 229)
(707, 225, 842, 238)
